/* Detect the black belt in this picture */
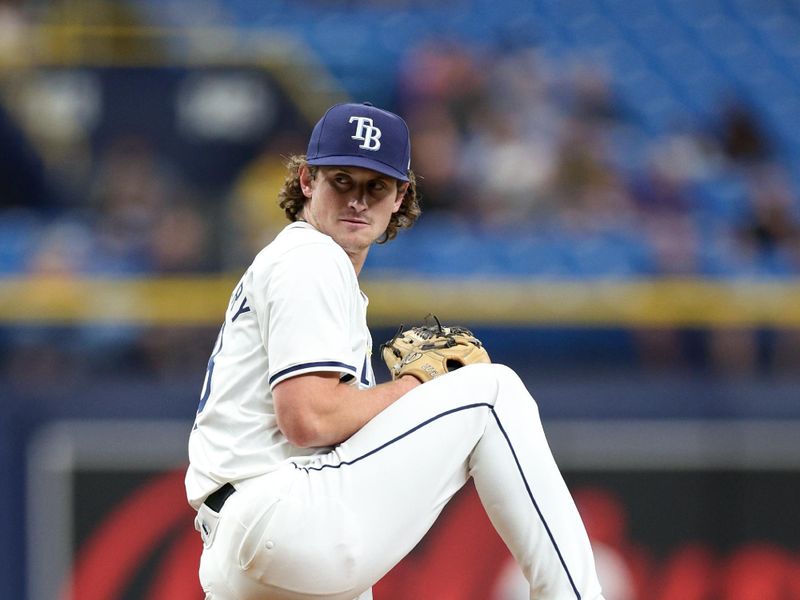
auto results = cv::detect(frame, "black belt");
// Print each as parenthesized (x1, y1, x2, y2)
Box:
(204, 483, 236, 512)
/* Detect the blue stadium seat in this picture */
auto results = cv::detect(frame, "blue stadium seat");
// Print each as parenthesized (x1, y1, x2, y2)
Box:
(132, 0, 800, 278)
(0, 211, 40, 274)
(690, 172, 752, 225)
(662, 0, 728, 28)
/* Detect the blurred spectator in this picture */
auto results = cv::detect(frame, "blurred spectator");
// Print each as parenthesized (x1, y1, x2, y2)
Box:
(405, 104, 472, 215)
(551, 120, 614, 201)
(630, 139, 699, 275)
(148, 202, 213, 272)
(88, 134, 206, 273)
(735, 166, 800, 266)
(396, 39, 491, 217)
(569, 62, 630, 126)
(462, 108, 558, 225)
(486, 46, 556, 121)
(550, 118, 637, 237)
(716, 98, 773, 165)
(397, 38, 487, 133)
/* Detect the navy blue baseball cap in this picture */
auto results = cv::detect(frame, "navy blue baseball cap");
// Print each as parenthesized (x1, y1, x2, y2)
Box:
(306, 102, 411, 181)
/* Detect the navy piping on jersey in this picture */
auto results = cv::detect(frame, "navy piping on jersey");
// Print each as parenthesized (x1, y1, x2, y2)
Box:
(293, 402, 582, 599)
(269, 361, 356, 386)
(488, 408, 581, 599)
(360, 354, 371, 386)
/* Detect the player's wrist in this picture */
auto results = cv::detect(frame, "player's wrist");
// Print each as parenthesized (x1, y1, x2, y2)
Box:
(398, 374, 423, 389)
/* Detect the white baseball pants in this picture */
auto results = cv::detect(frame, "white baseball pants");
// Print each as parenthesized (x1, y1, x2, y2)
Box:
(196, 363, 604, 600)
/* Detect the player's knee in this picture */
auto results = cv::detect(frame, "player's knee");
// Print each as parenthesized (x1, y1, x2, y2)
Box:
(455, 362, 512, 378)
(478, 363, 540, 413)
(489, 362, 519, 380)
(464, 362, 524, 387)
(453, 363, 532, 402)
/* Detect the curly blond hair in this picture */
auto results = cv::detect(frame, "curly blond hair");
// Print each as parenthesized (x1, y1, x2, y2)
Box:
(277, 155, 421, 243)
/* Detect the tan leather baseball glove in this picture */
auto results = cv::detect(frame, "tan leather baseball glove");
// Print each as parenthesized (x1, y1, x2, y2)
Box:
(381, 316, 491, 383)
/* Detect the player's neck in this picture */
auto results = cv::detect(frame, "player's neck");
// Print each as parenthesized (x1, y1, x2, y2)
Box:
(296, 214, 368, 276)
(347, 248, 368, 277)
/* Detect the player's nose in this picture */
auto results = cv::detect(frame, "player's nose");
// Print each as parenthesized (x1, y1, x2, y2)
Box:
(347, 190, 369, 210)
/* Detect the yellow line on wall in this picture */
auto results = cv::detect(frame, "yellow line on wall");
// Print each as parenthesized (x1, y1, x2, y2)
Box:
(1, 276, 799, 328)
(365, 278, 800, 327)
(0, 276, 237, 326)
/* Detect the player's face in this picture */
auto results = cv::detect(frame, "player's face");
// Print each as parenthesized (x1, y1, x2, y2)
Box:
(300, 165, 407, 264)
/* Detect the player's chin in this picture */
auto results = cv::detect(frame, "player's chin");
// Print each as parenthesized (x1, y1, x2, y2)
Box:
(332, 230, 373, 254)
(336, 223, 377, 244)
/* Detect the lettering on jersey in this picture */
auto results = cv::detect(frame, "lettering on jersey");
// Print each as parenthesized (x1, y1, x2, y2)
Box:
(232, 296, 251, 322)
(197, 322, 226, 415)
(228, 278, 251, 322)
(229, 280, 245, 310)
(349, 116, 382, 151)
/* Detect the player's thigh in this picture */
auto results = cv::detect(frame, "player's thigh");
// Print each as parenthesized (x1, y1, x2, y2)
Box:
(299, 365, 511, 570)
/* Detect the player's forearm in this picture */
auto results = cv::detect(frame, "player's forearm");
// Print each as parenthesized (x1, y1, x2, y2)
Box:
(308, 376, 419, 447)
(274, 374, 419, 448)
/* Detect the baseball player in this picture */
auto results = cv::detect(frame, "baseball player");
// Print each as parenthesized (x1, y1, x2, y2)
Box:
(186, 102, 605, 600)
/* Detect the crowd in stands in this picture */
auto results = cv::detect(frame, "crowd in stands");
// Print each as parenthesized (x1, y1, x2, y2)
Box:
(212, 37, 800, 282)
(380, 39, 800, 278)
(2, 0, 799, 277)
(1, 2, 800, 380)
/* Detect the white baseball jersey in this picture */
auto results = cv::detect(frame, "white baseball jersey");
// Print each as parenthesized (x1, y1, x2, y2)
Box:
(187, 223, 604, 600)
(186, 221, 374, 509)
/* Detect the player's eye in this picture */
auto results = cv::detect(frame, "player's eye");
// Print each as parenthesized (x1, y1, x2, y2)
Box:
(369, 180, 388, 193)
(332, 175, 352, 187)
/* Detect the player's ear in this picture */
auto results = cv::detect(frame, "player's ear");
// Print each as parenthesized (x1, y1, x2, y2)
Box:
(393, 182, 409, 213)
(299, 165, 315, 199)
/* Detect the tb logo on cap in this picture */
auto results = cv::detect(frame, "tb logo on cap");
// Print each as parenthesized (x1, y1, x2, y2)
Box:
(349, 116, 382, 151)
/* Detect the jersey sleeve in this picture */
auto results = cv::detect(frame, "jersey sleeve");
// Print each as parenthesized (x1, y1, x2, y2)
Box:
(258, 241, 360, 388)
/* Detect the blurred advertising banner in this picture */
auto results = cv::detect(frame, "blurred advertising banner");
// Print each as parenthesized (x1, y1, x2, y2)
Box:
(3, 63, 308, 190)
(27, 420, 800, 600)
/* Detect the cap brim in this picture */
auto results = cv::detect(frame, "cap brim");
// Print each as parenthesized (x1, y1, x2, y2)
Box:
(307, 155, 409, 182)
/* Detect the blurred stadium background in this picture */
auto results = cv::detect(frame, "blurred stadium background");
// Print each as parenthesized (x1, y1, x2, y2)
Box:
(2, 0, 800, 598)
